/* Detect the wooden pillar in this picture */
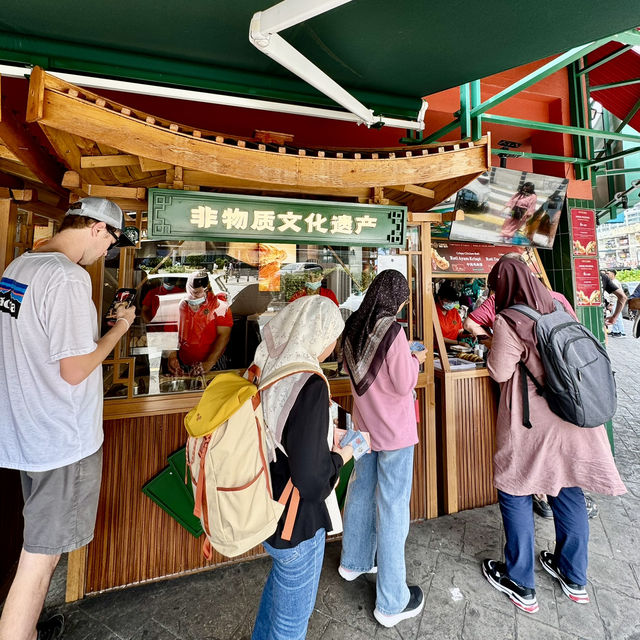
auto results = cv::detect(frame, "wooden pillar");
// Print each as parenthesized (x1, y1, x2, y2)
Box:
(0, 197, 18, 273)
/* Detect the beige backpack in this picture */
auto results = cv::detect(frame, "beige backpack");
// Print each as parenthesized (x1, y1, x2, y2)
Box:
(185, 366, 299, 559)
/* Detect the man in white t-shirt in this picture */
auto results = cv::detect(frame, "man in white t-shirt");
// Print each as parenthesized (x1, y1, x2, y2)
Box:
(0, 198, 137, 640)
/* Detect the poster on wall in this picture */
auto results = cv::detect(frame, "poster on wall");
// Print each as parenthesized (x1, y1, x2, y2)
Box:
(449, 167, 569, 248)
(430, 241, 524, 274)
(570, 208, 597, 256)
(574, 258, 602, 306)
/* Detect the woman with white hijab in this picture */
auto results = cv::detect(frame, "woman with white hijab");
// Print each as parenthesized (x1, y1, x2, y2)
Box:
(251, 296, 353, 640)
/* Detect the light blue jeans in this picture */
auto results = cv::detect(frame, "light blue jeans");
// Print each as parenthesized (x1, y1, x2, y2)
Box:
(611, 312, 625, 335)
(252, 527, 325, 640)
(340, 446, 414, 615)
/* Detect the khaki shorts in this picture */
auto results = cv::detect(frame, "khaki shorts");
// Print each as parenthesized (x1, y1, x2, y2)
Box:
(20, 447, 103, 555)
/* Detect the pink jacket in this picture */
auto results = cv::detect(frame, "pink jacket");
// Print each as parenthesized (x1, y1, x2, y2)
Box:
(488, 315, 626, 497)
(347, 329, 420, 451)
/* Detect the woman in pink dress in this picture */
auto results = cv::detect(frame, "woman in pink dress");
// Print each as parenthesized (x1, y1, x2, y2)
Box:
(500, 182, 538, 242)
(482, 258, 625, 614)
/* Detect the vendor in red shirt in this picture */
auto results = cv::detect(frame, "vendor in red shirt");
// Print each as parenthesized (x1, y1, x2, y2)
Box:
(288, 268, 339, 306)
(435, 281, 464, 345)
(168, 271, 233, 376)
(141, 276, 185, 331)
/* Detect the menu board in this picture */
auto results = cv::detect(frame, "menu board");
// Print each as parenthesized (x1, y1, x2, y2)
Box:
(571, 208, 597, 256)
(430, 241, 524, 274)
(574, 258, 602, 306)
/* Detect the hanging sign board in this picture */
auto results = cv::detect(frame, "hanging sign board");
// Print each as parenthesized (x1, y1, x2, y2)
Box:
(430, 241, 524, 274)
(574, 258, 602, 306)
(148, 189, 406, 247)
(570, 208, 597, 256)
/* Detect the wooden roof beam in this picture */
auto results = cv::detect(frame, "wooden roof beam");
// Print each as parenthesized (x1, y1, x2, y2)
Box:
(80, 154, 139, 169)
(0, 77, 66, 197)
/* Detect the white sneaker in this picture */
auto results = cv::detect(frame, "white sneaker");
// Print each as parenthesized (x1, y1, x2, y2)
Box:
(338, 565, 378, 581)
(373, 585, 424, 627)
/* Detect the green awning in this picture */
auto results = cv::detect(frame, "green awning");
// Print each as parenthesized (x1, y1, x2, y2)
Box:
(1, 1, 638, 118)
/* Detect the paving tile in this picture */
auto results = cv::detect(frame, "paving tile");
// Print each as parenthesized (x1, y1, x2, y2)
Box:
(426, 515, 465, 557)
(555, 588, 607, 640)
(462, 602, 515, 640)
(414, 586, 466, 639)
(516, 615, 581, 640)
(593, 585, 640, 640)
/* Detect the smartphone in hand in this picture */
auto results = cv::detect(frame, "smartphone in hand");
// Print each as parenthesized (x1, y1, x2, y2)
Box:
(106, 288, 136, 325)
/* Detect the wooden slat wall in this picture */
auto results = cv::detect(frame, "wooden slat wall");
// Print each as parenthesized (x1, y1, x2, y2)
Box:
(85, 412, 269, 594)
(86, 387, 435, 594)
(453, 376, 498, 511)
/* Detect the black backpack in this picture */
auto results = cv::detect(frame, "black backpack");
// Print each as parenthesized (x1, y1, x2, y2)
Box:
(509, 301, 617, 429)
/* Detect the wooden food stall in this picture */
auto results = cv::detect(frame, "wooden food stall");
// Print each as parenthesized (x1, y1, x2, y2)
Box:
(17, 68, 491, 600)
(427, 240, 551, 514)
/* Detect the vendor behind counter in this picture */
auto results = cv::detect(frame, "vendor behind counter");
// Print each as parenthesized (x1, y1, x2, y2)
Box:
(435, 282, 465, 345)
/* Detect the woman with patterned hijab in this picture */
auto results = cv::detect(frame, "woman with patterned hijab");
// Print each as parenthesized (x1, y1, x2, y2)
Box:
(251, 296, 353, 640)
(339, 269, 427, 628)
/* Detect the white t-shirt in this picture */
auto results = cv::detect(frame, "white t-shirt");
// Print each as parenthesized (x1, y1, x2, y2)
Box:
(0, 252, 103, 471)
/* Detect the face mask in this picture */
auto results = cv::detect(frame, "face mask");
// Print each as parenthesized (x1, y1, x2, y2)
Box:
(188, 297, 205, 307)
(306, 280, 322, 291)
(441, 302, 455, 311)
(162, 284, 175, 291)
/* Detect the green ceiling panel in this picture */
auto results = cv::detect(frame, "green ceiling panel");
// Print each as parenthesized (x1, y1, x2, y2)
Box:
(1, 0, 638, 118)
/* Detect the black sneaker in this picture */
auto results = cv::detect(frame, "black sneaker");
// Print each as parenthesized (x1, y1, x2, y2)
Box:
(37, 613, 65, 640)
(539, 551, 589, 603)
(373, 585, 424, 627)
(532, 494, 553, 519)
(584, 494, 599, 519)
(482, 559, 539, 613)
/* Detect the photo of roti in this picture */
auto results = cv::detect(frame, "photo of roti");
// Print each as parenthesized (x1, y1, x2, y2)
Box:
(431, 248, 450, 271)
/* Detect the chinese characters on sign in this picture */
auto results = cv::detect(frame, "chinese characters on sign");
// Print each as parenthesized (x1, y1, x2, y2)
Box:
(149, 190, 406, 248)
(189, 205, 378, 237)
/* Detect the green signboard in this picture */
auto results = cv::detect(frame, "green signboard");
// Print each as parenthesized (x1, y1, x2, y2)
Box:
(148, 189, 406, 247)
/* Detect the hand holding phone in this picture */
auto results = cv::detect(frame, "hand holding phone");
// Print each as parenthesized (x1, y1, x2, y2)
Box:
(106, 288, 136, 326)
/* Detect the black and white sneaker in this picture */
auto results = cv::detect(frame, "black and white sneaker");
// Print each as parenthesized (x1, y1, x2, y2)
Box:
(539, 551, 589, 603)
(373, 585, 424, 627)
(482, 559, 539, 613)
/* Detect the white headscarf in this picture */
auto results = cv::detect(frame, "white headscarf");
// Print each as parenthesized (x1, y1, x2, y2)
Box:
(252, 296, 344, 459)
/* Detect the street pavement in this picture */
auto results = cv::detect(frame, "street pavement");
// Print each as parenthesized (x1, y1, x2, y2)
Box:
(42, 319, 640, 639)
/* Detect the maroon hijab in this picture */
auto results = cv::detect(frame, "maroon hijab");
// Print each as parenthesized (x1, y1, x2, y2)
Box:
(487, 258, 555, 350)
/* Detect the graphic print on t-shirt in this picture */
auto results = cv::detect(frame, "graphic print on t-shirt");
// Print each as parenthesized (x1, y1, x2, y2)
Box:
(0, 277, 27, 318)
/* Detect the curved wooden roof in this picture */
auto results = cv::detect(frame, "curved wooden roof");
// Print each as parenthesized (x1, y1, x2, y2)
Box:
(27, 67, 489, 212)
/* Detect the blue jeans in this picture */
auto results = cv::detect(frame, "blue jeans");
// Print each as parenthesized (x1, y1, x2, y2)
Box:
(611, 313, 625, 334)
(340, 446, 414, 615)
(252, 528, 325, 640)
(498, 487, 589, 589)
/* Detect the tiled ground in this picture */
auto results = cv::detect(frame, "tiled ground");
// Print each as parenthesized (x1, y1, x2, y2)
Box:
(42, 319, 640, 639)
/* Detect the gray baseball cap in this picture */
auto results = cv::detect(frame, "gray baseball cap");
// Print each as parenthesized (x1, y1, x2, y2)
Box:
(66, 197, 138, 247)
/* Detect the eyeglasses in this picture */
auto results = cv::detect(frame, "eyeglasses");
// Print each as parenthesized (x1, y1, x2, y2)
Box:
(105, 227, 121, 247)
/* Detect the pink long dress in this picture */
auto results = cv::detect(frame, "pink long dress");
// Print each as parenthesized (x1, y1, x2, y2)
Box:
(500, 193, 538, 240)
(487, 315, 626, 497)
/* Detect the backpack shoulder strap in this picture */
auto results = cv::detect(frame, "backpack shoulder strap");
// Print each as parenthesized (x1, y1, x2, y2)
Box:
(508, 304, 542, 322)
